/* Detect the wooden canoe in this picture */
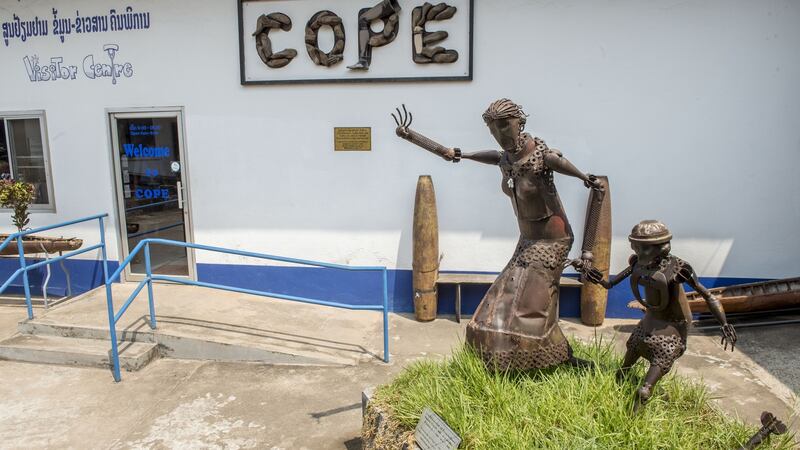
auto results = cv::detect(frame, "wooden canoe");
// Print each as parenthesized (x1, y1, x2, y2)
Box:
(0, 235, 83, 256)
(627, 277, 800, 314)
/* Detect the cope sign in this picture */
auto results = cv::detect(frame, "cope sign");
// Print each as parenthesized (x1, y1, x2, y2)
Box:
(239, 0, 473, 84)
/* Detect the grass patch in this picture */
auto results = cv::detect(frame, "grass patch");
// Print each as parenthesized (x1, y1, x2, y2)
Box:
(372, 338, 796, 449)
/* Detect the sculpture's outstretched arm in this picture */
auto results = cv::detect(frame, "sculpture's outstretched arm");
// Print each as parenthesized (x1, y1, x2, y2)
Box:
(461, 150, 502, 165)
(392, 104, 501, 165)
(543, 151, 602, 189)
(573, 258, 633, 289)
(684, 267, 737, 351)
(547, 150, 607, 269)
(542, 149, 604, 271)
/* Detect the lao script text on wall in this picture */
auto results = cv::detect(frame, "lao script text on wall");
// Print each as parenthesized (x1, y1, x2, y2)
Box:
(1, 6, 151, 46)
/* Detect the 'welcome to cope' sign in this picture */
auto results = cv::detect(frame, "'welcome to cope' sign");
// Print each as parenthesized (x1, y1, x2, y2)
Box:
(238, 0, 473, 84)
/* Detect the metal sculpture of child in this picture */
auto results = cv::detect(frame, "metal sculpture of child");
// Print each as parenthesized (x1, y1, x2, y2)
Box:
(579, 220, 737, 409)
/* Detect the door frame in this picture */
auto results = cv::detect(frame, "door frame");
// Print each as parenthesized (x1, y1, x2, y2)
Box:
(106, 106, 196, 282)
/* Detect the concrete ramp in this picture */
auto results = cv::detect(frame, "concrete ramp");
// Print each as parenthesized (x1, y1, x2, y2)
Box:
(0, 282, 385, 370)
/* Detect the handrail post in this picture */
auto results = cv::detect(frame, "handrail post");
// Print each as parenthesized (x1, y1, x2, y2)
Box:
(382, 268, 389, 363)
(17, 237, 33, 320)
(105, 279, 121, 382)
(99, 216, 110, 284)
(99, 217, 122, 382)
(144, 241, 156, 329)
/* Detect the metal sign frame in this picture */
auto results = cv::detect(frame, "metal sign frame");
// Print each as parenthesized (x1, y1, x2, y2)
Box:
(237, 0, 474, 85)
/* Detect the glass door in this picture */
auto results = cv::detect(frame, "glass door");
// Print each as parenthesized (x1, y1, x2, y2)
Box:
(110, 111, 193, 279)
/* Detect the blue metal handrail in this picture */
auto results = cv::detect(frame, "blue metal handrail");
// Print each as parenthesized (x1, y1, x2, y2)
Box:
(106, 238, 390, 382)
(0, 214, 109, 319)
(0, 213, 391, 383)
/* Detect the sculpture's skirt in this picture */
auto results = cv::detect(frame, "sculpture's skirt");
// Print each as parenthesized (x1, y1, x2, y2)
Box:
(467, 237, 573, 370)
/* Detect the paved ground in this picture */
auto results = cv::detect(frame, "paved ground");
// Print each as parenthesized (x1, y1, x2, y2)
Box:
(0, 298, 797, 449)
(0, 305, 22, 340)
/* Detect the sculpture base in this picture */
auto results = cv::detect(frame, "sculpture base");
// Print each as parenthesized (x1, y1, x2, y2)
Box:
(363, 341, 764, 449)
(466, 324, 571, 371)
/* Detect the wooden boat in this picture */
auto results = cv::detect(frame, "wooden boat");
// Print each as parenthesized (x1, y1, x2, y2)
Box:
(627, 277, 800, 314)
(0, 235, 83, 256)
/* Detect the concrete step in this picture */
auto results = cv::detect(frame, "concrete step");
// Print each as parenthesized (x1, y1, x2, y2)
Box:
(19, 320, 362, 367)
(0, 334, 158, 371)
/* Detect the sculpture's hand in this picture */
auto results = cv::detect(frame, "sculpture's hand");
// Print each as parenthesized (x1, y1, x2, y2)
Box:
(720, 323, 737, 351)
(391, 104, 460, 162)
(441, 148, 457, 161)
(584, 173, 603, 190)
(567, 258, 602, 284)
(583, 267, 606, 285)
(391, 104, 413, 139)
(575, 250, 595, 275)
(396, 126, 410, 139)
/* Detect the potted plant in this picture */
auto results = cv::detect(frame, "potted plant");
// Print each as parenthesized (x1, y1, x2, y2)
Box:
(0, 178, 36, 233)
(0, 179, 82, 255)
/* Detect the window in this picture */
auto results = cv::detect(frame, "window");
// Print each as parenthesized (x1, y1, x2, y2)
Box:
(0, 112, 54, 210)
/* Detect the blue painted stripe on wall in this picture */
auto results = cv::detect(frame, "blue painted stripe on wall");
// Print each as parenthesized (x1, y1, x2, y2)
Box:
(196, 263, 401, 309)
(0, 258, 118, 297)
(0, 257, 766, 320)
(196, 263, 768, 319)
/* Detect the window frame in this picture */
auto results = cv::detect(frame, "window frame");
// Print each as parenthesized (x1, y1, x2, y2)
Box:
(0, 110, 56, 212)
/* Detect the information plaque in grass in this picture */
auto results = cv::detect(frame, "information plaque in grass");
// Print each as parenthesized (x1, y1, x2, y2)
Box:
(368, 340, 795, 449)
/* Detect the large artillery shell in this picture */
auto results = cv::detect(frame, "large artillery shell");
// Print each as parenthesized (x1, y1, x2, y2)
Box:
(413, 175, 439, 322)
(581, 176, 612, 326)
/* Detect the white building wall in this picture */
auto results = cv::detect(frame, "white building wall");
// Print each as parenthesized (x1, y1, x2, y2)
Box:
(0, 0, 798, 279)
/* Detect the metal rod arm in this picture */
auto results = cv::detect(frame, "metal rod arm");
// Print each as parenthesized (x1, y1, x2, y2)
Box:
(400, 128, 450, 156)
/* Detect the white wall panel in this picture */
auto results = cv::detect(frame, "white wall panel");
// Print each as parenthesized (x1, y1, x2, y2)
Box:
(0, 0, 797, 278)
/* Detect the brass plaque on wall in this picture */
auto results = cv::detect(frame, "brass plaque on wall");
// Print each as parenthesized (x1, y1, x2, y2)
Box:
(334, 127, 371, 151)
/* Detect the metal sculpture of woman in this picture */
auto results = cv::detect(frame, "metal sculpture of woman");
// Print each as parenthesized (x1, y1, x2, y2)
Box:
(392, 100, 604, 370)
(579, 220, 737, 409)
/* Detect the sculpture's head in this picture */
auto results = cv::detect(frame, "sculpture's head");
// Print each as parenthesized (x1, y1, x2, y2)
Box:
(629, 220, 672, 264)
(483, 98, 527, 153)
